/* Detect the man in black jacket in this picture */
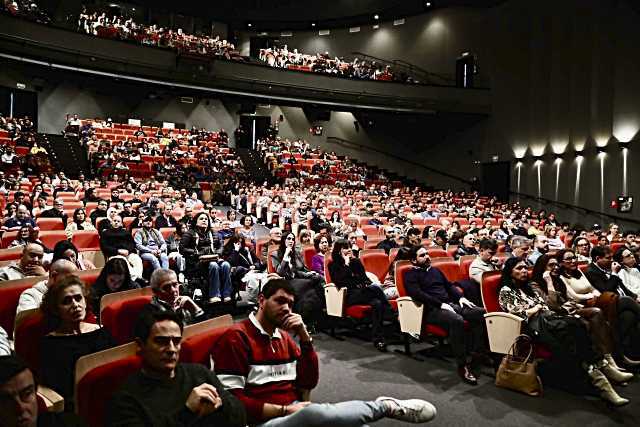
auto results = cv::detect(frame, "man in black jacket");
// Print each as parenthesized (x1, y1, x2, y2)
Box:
(100, 215, 143, 280)
(156, 203, 178, 229)
(89, 199, 109, 225)
(376, 226, 399, 255)
(107, 310, 246, 427)
(404, 246, 487, 385)
(38, 198, 69, 226)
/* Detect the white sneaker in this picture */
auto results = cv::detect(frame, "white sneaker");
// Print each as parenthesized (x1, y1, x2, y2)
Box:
(209, 296, 222, 303)
(193, 289, 202, 299)
(376, 396, 437, 423)
(223, 296, 232, 303)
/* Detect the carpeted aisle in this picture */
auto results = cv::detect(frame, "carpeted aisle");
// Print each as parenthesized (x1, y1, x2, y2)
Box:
(310, 333, 639, 426)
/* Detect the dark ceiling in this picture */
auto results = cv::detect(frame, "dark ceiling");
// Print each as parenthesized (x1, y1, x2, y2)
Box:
(125, 0, 507, 31)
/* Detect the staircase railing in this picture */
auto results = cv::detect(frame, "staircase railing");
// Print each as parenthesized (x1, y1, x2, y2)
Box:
(351, 51, 455, 86)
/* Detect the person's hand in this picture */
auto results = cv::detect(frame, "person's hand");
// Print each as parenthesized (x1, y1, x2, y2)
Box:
(459, 297, 475, 308)
(343, 254, 351, 265)
(185, 383, 222, 417)
(117, 249, 129, 256)
(281, 313, 310, 341)
(612, 261, 622, 274)
(249, 265, 256, 270)
(285, 401, 312, 415)
(25, 264, 47, 277)
(441, 303, 455, 312)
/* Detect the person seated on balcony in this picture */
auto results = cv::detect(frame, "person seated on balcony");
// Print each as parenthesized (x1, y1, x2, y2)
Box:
(405, 246, 487, 385)
(180, 212, 233, 304)
(271, 232, 325, 329)
(329, 239, 390, 352)
(16, 259, 77, 316)
(498, 257, 630, 406)
(134, 215, 169, 273)
(0, 243, 47, 281)
(100, 215, 144, 281)
(212, 278, 435, 426)
(90, 257, 140, 322)
(39, 276, 115, 409)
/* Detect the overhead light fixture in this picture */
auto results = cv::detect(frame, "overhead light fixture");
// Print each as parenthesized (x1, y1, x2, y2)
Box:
(426, 2, 432, 7)
(311, 22, 316, 27)
(374, 14, 379, 20)
(247, 23, 252, 28)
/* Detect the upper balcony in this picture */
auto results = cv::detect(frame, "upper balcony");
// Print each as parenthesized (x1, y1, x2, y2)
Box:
(0, 14, 491, 116)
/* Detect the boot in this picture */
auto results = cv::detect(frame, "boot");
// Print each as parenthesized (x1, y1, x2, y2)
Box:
(587, 367, 630, 407)
(600, 360, 634, 384)
(604, 354, 627, 372)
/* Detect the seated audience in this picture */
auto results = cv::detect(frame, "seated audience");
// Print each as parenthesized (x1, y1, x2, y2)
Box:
(155, 203, 178, 229)
(528, 235, 549, 266)
(90, 257, 140, 322)
(142, 268, 204, 325)
(38, 198, 68, 226)
(0, 242, 46, 281)
(134, 215, 169, 272)
(8, 225, 42, 249)
(469, 238, 501, 285)
(404, 246, 487, 385)
(212, 278, 436, 426)
(2, 204, 36, 232)
(498, 258, 629, 406)
(0, 355, 85, 427)
(614, 246, 640, 295)
(572, 236, 592, 262)
(509, 235, 532, 264)
(65, 208, 96, 238)
(455, 234, 478, 259)
(100, 215, 144, 280)
(16, 259, 77, 315)
(107, 310, 246, 426)
(238, 215, 257, 245)
(329, 239, 390, 352)
(376, 226, 399, 254)
(39, 276, 115, 408)
(49, 240, 96, 271)
(271, 231, 325, 328)
(222, 235, 264, 303)
(310, 234, 331, 275)
(180, 212, 233, 304)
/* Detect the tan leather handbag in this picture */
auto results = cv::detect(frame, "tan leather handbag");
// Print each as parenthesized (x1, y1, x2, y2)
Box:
(495, 335, 543, 396)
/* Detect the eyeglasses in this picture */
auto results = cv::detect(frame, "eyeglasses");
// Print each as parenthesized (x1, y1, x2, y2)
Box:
(563, 256, 576, 262)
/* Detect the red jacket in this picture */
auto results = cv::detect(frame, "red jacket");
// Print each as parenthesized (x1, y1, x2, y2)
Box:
(211, 314, 319, 423)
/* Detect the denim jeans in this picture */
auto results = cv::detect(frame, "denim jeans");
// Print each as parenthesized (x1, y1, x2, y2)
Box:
(140, 252, 169, 271)
(257, 400, 387, 427)
(207, 260, 232, 298)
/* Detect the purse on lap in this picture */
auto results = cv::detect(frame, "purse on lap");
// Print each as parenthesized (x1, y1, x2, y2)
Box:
(495, 334, 543, 397)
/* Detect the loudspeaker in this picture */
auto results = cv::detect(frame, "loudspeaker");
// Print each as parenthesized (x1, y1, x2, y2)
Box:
(481, 161, 510, 201)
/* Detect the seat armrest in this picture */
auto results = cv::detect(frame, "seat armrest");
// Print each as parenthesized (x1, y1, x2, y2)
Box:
(324, 283, 346, 317)
(38, 385, 64, 413)
(396, 296, 424, 335)
(484, 312, 523, 354)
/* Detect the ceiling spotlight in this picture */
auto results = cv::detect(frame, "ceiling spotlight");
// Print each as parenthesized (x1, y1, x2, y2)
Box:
(247, 23, 252, 28)
(426, 2, 432, 7)
(374, 14, 379, 20)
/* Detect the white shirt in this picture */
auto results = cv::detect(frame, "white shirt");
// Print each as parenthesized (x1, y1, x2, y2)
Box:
(616, 267, 640, 296)
(16, 281, 48, 315)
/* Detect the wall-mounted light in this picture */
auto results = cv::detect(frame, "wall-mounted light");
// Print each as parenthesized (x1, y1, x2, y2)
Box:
(574, 150, 584, 158)
(619, 141, 630, 150)
(516, 161, 523, 167)
(554, 153, 563, 162)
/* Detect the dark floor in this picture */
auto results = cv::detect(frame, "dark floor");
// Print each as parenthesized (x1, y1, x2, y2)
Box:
(310, 332, 639, 426)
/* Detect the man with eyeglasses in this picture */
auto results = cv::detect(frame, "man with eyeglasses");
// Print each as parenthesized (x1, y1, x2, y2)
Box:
(405, 246, 488, 385)
(140, 269, 204, 326)
(108, 310, 246, 427)
(376, 226, 399, 255)
(0, 355, 85, 427)
(38, 198, 68, 226)
(89, 199, 109, 225)
(613, 247, 640, 296)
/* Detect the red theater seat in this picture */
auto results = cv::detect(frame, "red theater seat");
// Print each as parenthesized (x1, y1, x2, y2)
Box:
(38, 231, 67, 249)
(14, 310, 47, 377)
(0, 276, 43, 336)
(430, 258, 463, 283)
(101, 296, 153, 344)
(72, 231, 100, 250)
(360, 250, 391, 283)
(179, 315, 234, 365)
(36, 218, 65, 231)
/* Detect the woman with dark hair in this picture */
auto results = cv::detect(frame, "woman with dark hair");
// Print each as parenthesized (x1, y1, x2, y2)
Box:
(40, 275, 114, 408)
(90, 257, 139, 321)
(531, 254, 630, 381)
(238, 215, 256, 245)
(271, 231, 325, 328)
(328, 239, 390, 352)
(222, 235, 265, 302)
(8, 225, 42, 248)
(51, 240, 95, 271)
(180, 212, 232, 304)
(226, 209, 241, 228)
(65, 207, 95, 238)
(572, 236, 592, 262)
(498, 257, 629, 406)
(310, 234, 331, 275)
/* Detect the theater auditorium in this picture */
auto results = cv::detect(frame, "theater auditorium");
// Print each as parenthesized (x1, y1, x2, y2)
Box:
(0, 0, 639, 425)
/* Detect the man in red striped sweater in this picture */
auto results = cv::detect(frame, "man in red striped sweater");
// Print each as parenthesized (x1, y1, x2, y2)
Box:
(212, 278, 437, 426)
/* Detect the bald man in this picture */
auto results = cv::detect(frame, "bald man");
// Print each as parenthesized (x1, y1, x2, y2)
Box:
(16, 259, 78, 315)
(0, 243, 47, 281)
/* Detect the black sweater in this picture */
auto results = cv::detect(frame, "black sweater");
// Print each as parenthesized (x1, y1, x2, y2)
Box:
(107, 363, 246, 427)
(328, 258, 371, 290)
(100, 227, 136, 258)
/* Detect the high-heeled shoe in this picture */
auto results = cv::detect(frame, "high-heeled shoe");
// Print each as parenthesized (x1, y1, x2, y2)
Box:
(588, 367, 630, 407)
(601, 360, 634, 384)
(604, 354, 628, 372)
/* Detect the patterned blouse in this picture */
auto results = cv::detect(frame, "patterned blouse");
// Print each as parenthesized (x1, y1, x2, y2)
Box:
(498, 286, 548, 321)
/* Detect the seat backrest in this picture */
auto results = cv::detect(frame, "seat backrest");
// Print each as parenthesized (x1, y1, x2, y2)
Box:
(35, 218, 64, 231)
(101, 296, 153, 345)
(100, 287, 153, 315)
(430, 259, 463, 283)
(71, 231, 100, 250)
(267, 249, 278, 274)
(38, 231, 67, 249)
(360, 251, 391, 283)
(389, 247, 400, 261)
(0, 247, 23, 262)
(460, 257, 475, 280)
(480, 271, 503, 313)
(76, 268, 103, 288)
(302, 246, 316, 270)
(394, 261, 413, 298)
(14, 310, 47, 377)
(1, 231, 18, 248)
(427, 248, 448, 258)
(179, 315, 234, 365)
(0, 276, 43, 336)
(75, 345, 141, 427)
